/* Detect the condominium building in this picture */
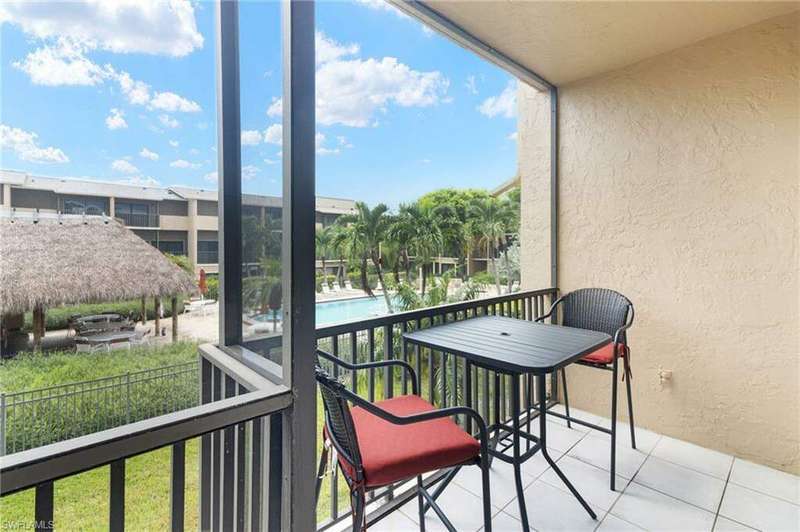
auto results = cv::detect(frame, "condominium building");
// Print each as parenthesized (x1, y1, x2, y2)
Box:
(0, 170, 356, 273)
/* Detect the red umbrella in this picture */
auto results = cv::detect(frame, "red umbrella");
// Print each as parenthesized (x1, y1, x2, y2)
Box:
(198, 268, 207, 296)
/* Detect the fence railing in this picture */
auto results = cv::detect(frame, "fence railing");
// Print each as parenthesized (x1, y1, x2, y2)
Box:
(115, 212, 160, 227)
(314, 287, 558, 529)
(0, 361, 199, 455)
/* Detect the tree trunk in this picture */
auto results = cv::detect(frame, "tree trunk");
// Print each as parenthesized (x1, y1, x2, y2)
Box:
(421, 265, 428, 296)
(503, 248, 513, 293)
(403, 249, 411, 281)
(32, 305, 44, 350)
(490, 254, 501, 296)
(392, 256, 400, 285)
(154, 296, 161, 336)
(321, 257, 327, 287)
(360, 256, 373, 296)
(171, 297, 178, 343)
(141, 297, 147, 324)
(338, 257, 345, 285)
(371, 252, 393, 313)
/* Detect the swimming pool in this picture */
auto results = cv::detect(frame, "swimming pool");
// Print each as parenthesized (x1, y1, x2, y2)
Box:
(316, 296, 394, 325)
(251, 296, 394, 326)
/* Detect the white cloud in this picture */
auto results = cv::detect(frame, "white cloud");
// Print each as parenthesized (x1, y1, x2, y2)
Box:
(266, 97, 282, 118)
(269, 34, 449, 128)
(113, 70, 151, 105)
(337, 136, 354, 149)
(149, 91, 201, 113)
(420, 158, 431, 164)
(12, 39, 108, 86)
(203, 171, 218, 183)
(0, 124, 69, 164)
(139, 147, 159, 160)
(241, 130, 262, 146)
(263, 158, 278, 165)
(105, 108, 127, 130)
(159, 114, 180, 128)
(264, 123, 282, 145)
(317, 55, 449, 127)
(316, 31, 359, 65)
(169, 139, 179, 148)
(242, 165, 259, 180)
(0, 0, 203, 57)
(170, 159, 200, 169)
(465, 75, 478, 95)
(507, 131, 518, 141)
(111, 159, 139, 174)
(478, 80, 516, 118)
(353, 0, 411, 19)
(315, 132, 340, 156)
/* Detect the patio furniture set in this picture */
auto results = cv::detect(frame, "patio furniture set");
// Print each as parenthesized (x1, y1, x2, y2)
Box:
(71, 313, 149, 352)
(316, 287, 636, 531)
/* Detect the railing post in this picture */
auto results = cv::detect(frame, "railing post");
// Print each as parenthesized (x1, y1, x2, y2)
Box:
(125, 373, 131, 425)
(0, 393, 5, 457)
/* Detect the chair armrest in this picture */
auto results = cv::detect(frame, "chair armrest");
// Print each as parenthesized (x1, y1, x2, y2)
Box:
(316, 349, 419, 395)
(612, 303, 635, 345)
(341, 386, 489, 447)
(535, 295, 564, 323)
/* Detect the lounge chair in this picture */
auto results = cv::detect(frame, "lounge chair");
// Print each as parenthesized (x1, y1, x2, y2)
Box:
(344, 280, 354, 290)
(321, 283, 332, 295)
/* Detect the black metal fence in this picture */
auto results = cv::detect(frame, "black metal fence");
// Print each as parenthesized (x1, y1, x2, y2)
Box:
(314, 288, 558, 529)
(0, 361, 199, 455)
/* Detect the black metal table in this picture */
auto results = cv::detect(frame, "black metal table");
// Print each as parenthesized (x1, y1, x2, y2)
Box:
(403, 315, 610, 531)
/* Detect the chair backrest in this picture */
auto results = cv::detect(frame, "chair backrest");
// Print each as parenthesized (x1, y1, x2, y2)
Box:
(315, 367, 363, 477)
(560, 288, 632, 343)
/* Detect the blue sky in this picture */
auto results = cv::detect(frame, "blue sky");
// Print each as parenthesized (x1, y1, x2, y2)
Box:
(0, 0, 517, 207)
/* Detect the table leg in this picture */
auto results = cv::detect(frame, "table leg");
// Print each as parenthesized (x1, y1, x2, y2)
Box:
(511, 375, 530, 532)
(537, 374, 597, 519)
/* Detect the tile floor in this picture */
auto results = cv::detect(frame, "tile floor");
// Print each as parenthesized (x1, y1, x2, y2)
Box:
(360, 406, 800, 532)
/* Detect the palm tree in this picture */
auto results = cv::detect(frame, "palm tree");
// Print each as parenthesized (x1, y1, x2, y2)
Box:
(327, 224, 348, 287)
(351, 202, 394, 312)
(315, 226, 333, 288)
(242, 258, 281, 318)
(389, 204, 419, 281)
(469, 197, 507, 295)
(409, 206, 443, 296)
(331, 220, 371, 296)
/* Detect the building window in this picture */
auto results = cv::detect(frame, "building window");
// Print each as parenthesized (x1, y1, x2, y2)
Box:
(62, 196, 107, 215)
(198, 241, 219, 264)
(155, 241, 185, 256)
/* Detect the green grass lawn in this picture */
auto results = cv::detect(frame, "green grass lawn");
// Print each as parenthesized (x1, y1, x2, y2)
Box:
(0, 344, 444, 528)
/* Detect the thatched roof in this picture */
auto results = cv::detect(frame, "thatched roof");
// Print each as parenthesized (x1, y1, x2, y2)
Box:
(0, 214, 198, 315)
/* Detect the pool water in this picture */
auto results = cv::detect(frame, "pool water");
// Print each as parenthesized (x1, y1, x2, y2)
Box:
(251, 296, 394, 326)
(316, 296, 394, 325)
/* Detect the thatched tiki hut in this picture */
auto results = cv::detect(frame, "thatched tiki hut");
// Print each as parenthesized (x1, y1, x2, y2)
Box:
(0, 213, 198, 351)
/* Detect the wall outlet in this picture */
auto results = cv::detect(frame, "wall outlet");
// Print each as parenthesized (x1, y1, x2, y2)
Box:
(658, 368, 673, 386)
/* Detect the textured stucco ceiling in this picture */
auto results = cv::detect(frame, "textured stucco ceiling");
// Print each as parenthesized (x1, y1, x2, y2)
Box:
(425, 1, 800, 86)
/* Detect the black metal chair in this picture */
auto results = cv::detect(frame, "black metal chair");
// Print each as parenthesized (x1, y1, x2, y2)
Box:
(536, 288, 635, 491)
(315, 349, 492, 531)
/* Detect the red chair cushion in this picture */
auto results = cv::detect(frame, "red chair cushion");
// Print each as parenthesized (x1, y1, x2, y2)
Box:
(333, 395, 480, 488)
(581, 342, 626, 365)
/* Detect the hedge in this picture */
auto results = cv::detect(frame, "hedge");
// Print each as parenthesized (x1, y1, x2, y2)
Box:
(22, 298, 185, 332)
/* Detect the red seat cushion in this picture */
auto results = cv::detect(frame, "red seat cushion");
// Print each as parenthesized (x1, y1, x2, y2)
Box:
(332, 395, 480, 488)
(581, 342, 626, 365)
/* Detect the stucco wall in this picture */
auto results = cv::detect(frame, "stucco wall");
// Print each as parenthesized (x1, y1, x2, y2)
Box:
(519, 13, 799, 473)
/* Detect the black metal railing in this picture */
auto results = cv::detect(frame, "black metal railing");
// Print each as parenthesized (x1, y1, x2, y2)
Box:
(116, 212, 160, 227)
(0, 345, 291, 532)
(314, 287, 558, 530)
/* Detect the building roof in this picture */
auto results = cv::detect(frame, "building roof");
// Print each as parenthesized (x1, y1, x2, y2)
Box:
(1, 170, 181, 202)
(492, 175, 520, 197)
(2, 170, 356, 214)
(422, 2, 798, 86)
(0, 213, 198, 315)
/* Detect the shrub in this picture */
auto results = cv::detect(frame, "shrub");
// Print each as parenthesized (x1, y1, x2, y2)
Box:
(22, 298, 186, 332)
(205, 277, 219, 301)
(0, 342, 199, 453)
